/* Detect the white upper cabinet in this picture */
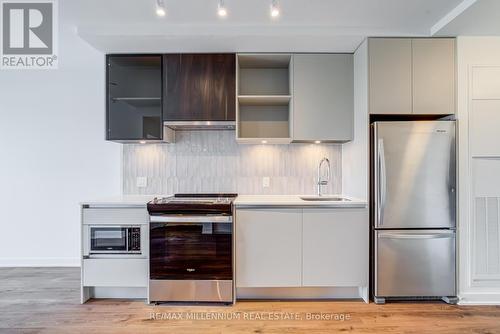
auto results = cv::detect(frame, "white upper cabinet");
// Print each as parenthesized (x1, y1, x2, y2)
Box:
(369, 38, 456, 115)
(292, 54, 354, 142)
(412, 38, 456, 115)
(369, 38, 413, 115)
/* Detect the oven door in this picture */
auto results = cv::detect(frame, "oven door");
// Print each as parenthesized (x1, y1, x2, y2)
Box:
(90, 226, 128, 253)
(149, 215, 233, 280)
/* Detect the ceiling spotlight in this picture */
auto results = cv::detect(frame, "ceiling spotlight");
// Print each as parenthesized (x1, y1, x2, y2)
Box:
(314, 140, 321, 144)
(156, 0, 166, 17)
(270, 0, 280, 17)
(217, 0, 227, 17)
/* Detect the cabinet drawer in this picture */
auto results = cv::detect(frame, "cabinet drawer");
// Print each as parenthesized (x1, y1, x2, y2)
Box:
(375, 230, 455, 297)
(82, 208, 148, 225)
(83, 259, 148, 287)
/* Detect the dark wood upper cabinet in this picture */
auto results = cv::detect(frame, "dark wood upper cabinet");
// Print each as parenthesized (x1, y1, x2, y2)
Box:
(163, 54, 236, 121)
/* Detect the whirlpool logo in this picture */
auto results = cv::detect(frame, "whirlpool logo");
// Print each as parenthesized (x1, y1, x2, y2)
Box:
(1, 0, 58, 69)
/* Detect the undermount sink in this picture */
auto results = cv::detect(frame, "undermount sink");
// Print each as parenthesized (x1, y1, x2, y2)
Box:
(300, 196, 351, 202)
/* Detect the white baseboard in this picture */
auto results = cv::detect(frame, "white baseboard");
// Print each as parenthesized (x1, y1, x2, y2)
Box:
(459, 292, 500, 305)
(0, 257, 80, 267)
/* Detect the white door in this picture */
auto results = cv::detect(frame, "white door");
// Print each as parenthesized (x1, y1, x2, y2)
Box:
(302, 209, 368, 287)
(369, 38, 412, 114)
(236, 209, 302, 287)
(293, 54, 353, 141)
(412, 38, 456, 115)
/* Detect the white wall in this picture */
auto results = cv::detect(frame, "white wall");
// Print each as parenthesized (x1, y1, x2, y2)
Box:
(457, 36, 500, 304)
(0, 5, 121, 266)
(342, 40, 368, 200)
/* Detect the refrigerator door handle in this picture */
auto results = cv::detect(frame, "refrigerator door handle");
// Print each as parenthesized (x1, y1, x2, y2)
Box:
(378, 232, 455, 240)
(377, 138, 387, 226)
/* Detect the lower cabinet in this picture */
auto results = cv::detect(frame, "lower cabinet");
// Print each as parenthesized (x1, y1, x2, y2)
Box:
(236, 209, 302, 287)
(302, 209, 368, 287)
(235, 208, 368, 289)
(82, 258, 148, 287)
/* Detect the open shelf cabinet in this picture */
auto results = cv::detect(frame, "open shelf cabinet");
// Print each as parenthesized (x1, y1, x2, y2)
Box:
(236, 54, 293, 144)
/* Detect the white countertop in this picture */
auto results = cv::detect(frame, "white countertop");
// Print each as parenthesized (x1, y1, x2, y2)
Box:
(80, 195, 168, 207)
(82, 194, 367, 208)
(234, 195, 367, 208)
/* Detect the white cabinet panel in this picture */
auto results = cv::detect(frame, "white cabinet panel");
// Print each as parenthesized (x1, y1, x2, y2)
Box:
(369, 38, 412, 114)
(302, 209, 368, 287)
(83, 208, 148, 225)
(473, 197, 500, 282)
(472, 159, 500, 283)
(472, 66, 500, 100)
(473, 159, 500, 197)
(412, 38, 456, 115)
(292, 54, 353, 142)
(470, 100, 500, 156)
(83, 259, 148, 287)
(236, 209, 302, 287)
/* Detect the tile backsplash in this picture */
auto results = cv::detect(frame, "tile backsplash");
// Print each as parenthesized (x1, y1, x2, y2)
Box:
(123, 131, 342, 195)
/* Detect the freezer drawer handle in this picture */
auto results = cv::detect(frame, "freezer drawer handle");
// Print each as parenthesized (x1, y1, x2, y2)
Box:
(378, 233, 454, 239)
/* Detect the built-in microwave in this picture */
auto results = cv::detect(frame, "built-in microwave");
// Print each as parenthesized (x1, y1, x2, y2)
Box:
(88, 226, 141, 254)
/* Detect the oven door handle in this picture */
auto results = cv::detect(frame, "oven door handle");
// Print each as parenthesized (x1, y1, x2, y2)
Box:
(150, 215, 232, 223)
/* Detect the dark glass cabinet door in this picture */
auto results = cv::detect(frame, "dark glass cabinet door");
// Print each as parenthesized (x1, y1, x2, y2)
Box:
(107, 55, 163, 141)
(163, 54, 236, 121)
(150, 222, 232, 280)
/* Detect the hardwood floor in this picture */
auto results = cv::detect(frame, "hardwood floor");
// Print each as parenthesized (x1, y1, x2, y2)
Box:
(1, 268, 499, 334)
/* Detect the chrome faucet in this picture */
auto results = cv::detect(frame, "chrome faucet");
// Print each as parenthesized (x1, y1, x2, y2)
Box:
(317, 157, 330, 196)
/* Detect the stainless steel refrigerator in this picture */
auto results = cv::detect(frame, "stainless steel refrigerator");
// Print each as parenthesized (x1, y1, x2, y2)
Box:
(372, 121, 457, 304)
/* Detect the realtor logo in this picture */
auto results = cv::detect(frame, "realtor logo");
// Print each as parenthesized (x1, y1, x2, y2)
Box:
(1, 0, 58, 69)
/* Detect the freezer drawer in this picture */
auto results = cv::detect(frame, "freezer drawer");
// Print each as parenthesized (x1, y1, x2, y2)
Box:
(375, 230, 456, 297)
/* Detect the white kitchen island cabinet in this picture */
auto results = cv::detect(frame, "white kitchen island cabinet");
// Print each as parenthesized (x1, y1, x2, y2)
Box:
(302, 209, 368, 287)
(235, 209, 302, 287)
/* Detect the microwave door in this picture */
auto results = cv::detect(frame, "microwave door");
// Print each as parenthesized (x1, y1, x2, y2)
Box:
(90, 227, 127, 252)
(373, 121, 456, 229)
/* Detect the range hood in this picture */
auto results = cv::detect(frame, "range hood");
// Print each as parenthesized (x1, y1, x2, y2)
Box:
(164, 121, 236, 130)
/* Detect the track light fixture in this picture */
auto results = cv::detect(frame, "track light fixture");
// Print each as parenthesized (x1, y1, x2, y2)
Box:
(270, 0, 280, 17)
(217, 0, 227, 17)
(153, 0, 284, 19)
(156, 0, 166, 17)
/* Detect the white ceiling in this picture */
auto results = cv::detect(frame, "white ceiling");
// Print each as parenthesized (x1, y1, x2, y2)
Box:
(433, 0, 500, 36)
(65, 0, 492, 53)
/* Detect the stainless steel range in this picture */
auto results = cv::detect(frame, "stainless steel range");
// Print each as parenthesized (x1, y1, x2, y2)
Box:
(147, 193, 237, 304)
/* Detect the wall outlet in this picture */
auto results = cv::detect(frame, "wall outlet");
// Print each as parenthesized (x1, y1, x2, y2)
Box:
(136, 176, 147, 188)
(262, 177, 270, 188)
